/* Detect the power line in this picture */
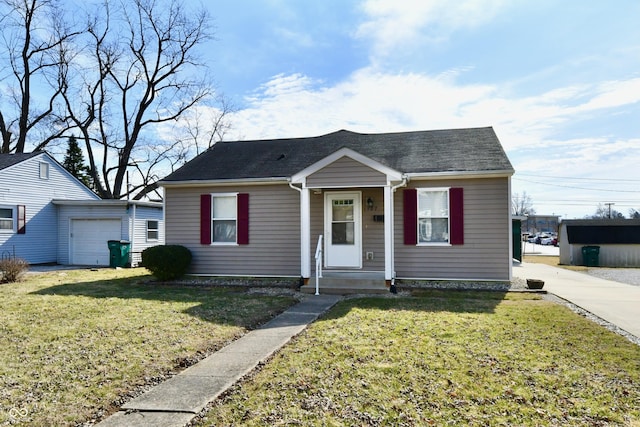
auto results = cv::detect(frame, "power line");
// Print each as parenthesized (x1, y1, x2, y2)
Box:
(513, 178, 640, 193)
(516, 173, 640, 183)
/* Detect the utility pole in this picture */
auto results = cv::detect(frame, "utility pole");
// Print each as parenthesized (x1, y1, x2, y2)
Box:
(604, 202, 615, 219)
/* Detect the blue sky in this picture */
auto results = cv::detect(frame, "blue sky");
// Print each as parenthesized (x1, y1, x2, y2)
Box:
(191, 0, 640, 218)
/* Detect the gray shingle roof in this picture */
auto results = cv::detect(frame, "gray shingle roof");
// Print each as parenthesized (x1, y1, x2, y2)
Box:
(162, 127, 513, 182)
(0, 152, 42, 171)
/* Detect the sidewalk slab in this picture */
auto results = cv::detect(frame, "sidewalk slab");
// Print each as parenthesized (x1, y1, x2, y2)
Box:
(97, 411, 194, 427)
(97, 294, 342, 427)
(122, 375, 234, 413)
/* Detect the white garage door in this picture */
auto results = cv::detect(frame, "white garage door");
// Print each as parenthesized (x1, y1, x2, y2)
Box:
(71, 219, 122, 266)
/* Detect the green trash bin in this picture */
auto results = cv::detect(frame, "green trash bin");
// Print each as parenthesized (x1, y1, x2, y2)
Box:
(581, 245, 600, 267)
(108, 240, 131, 268)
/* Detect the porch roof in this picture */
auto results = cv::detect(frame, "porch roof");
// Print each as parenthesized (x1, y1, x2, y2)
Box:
(161, 127, 514, 183)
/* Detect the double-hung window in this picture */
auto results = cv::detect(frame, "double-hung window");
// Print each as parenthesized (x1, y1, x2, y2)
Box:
(211, 194, 237, 243)
(417, 188, 450, 244)
(404, 187, 463, 246)
(200, 193, 249, 245)
(0, 207, 14, 231)
(0, 205, 26, 234)
(146, 220, 159, 241)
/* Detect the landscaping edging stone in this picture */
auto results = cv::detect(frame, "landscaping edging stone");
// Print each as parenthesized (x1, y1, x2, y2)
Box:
(397, 277, 526, 292)
(146, 276, 530, 294)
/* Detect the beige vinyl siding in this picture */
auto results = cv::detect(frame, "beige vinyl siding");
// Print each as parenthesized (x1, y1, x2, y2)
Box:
(165, 184, 301, 276)
(307, 156, 387, 187)
(309, 190, 324, 273)
(394, 177, 511, 280)
(309, 187, 385, 273)
(361, 188, 385, 270)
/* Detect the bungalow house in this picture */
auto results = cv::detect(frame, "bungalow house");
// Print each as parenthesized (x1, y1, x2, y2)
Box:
(0, 152, 163, 267)
(160, 127, 515, 291)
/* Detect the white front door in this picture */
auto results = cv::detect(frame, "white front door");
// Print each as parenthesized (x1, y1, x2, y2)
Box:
(325, 192, 362, 268)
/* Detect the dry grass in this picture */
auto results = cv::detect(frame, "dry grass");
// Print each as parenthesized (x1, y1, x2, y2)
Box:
(524, 255, 588, 271)
(0, 268, 295, 426)
(200, 292, 640, 426)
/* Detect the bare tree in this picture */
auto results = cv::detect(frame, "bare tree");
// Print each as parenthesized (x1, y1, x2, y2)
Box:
(512, 191, 536, 216)
(60, 0, 228, 199)
(0, 0, 80, 153)
(588, 203, 625, 219)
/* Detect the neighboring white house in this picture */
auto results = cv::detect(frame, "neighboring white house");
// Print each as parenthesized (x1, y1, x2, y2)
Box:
(0, 152, 163, 266)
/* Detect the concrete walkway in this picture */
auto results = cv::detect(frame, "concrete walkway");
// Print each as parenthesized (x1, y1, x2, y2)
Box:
(513, 262, 640, 339)
(97, 295, 342, 427)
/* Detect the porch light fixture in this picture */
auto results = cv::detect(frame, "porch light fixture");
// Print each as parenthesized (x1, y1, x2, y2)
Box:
(367, 197, 374, 210)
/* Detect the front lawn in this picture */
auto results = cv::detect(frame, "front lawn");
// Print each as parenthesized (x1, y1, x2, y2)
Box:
(202, 291, 640, 426)
(0, 268, 295, 426)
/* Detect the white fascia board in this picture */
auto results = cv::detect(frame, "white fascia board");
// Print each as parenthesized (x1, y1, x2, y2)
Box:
(52, 199, 163, 208)
(406, 169, 514, 180)
(159, 177, 289, 188)
(291, 147, 403, 184)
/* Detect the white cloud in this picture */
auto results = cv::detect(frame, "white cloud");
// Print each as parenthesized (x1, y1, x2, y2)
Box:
(217, 67, 640, 217)
(577, 78, 640, 112)
(228, 67, 498, 140)
(227, 69, 640, 151)
(355, 0, 508, 57)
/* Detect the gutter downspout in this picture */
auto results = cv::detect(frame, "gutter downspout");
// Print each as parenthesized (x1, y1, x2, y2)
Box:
(288, 180, 311, 285)
(288, 180, 302, 194)
(387, 176, 408, 293)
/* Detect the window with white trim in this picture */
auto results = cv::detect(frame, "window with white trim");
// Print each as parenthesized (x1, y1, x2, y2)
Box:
(0, 207, 14, 231)
(417, 188, 449, 243)
(146, 220, 159, 241)
(212, 194, 237, 243)
(39, 162, 49, 179)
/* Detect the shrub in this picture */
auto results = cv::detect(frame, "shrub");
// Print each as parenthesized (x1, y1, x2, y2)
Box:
(0, 257, 29, 283)
(141, 245, 192, 280)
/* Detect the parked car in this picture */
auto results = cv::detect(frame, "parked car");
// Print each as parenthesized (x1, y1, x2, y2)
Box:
(540, 236, 558, 246)
(528, 232, 556, 245)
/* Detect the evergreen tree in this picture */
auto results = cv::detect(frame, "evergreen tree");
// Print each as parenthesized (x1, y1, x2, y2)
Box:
(63, 136, 92, 189)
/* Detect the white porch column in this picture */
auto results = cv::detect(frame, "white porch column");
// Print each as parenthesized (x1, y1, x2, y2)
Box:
(300, 187, 311, 279)
(384, 185, 393, 281)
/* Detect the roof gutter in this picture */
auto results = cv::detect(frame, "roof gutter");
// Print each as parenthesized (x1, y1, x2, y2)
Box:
(159, 177, 290, 188)
(406, 169, 514, 180)
(52, 199, 163, 208)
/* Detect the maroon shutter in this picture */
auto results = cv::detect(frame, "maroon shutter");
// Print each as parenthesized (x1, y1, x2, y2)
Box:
(403, 188, 417, 245)
(237, 193, 249, 245)
(449, 187, 464, 245)
(17, 205, 26, 234)
(200, 194, 212, 245)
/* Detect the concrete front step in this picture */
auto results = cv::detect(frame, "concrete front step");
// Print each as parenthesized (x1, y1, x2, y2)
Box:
(302, 276, 390, 295)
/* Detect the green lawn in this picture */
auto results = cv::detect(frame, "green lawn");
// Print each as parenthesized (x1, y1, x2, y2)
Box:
(201, 291, 640, 426)
(0, 268, 296, 426)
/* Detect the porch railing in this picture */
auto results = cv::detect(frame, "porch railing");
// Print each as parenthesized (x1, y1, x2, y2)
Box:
(314, 234, 323, 295)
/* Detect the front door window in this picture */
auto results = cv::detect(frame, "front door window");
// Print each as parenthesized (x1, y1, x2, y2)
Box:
(331, 199, 354, 245)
